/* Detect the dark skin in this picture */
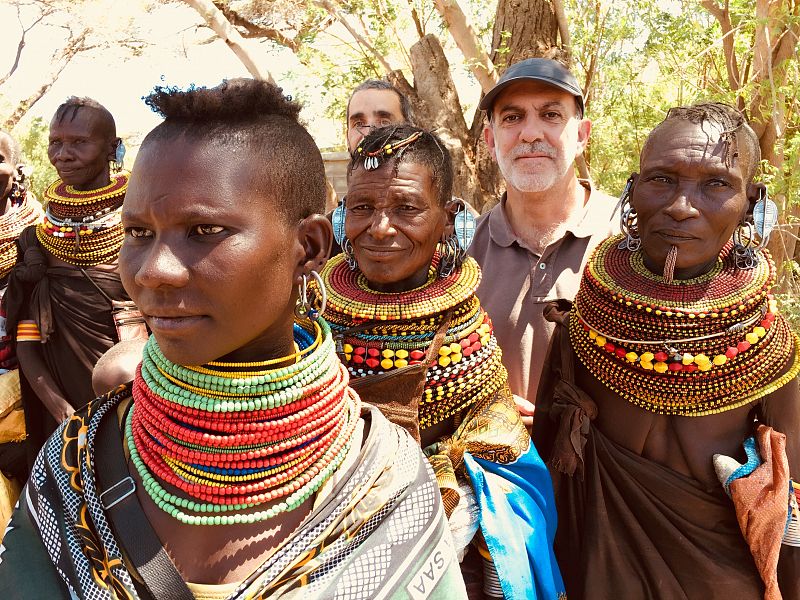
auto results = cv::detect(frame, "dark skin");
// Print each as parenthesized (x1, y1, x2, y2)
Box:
(577, 118, 800, 597)
(346, 159, 457, 447)
(346, 159, 455, 293)
(18, 108, 121, 424)
(118, 134, 333, 584)
(0, 132, 18, 215)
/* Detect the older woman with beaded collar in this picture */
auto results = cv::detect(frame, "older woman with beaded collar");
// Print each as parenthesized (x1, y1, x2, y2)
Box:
(0, 80, 468, 599)
(319, 124, 565, 600)
(533, 102, 800, 600)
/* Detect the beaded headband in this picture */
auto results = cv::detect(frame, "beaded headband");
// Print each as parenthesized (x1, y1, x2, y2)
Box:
(355, 130, 424, 171)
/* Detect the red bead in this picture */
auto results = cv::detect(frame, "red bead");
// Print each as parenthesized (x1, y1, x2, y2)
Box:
(725, 347, 738, 359)
(604, 342, 615, 352)
(615, 348, 626, 358)
(460, 339, 470, 349)
(761, 320, 772, 329)
(353, 346, 366, 355)
(654, 352, 668, 362)
(410, 350, 425, 360)
(668, 362, 682, 371)
(367, 348, 380, 357)
(468, 333, 479, 343)
(738, 341, 751, 352)
(463, 347, 473, 357)
(366, 358, 379, 368)
(683, 363, 698, 373)
(352, 354, 364, 364)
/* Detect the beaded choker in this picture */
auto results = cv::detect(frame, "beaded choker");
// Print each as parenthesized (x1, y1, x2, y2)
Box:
(321, 253, 507, 429)
(37, 172, 128, 266)
(0, 188, 43, 279)
(126, 318, 361, 525)
(571, 234, 800, 416)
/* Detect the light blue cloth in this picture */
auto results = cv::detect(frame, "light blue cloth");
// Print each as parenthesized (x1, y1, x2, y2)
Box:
(464, 443, 565, 600)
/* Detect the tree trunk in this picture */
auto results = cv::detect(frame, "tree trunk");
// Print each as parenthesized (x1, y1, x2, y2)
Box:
(471, 0, 563, 211)
(387, 36, 482, 209)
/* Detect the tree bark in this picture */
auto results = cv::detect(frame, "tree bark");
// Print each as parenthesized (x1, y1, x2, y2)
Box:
(182, 0, 275, 82)
(469, 0, 563, 210)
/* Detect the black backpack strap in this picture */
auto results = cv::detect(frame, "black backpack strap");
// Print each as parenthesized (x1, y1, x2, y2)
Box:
(95, 404, 195, 600)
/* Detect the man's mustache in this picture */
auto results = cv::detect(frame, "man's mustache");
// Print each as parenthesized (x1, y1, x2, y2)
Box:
(510, 142, 557, 159)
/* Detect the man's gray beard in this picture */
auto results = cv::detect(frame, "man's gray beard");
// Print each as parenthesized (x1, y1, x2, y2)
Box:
(496, 142, 565, 194)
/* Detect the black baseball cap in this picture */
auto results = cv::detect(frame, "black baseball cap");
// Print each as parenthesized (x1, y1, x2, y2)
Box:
(479, 58, 585, 117)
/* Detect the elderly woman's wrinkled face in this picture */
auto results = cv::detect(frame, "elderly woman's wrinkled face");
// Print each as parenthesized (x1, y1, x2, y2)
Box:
(632, 118, 754, 279)
(120, 136, 310, 366)
(346, 160, 450, 293)
(0, 134, 16, 201)
(48, 108, 114, 191)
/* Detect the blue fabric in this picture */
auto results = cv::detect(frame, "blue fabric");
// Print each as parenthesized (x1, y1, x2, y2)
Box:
(724, 436, 760, 494)
(463, 444, 565, 600)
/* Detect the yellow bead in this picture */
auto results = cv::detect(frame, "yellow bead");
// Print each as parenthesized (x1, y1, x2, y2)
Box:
(694, 354, 710, 366)
(343, 344, 353, 353)
(713, 354, 727, 366)
(655, 310, 662, 315)
(439, 346, 451, 356)
(754, 326, 766, 338)
(381, 349, 394, 358)
(449, 343, 461, 354)
(682, 353, 694, 365)
(344, 354, 352, 361)
(641, 352, 654, 362)
(589, 330, 597, 339)
(746, 332, 759, 345)
(698, 362, 713, 372)
(381, 358, 394, 369)
(450, 352, 462, 364)
(640, 361, 654, 370)
(438, 355, 451, 367)
(625, 352, 638, 363)
(395, 359, 408, 368)
(595, 336, 606, 347)
(646, 307, 652, 312)
(654, 362, 668, 373)
(395, 349, 408, 359)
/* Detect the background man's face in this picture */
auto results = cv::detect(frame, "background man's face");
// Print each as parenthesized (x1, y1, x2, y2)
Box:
(346, 89, 404, 152)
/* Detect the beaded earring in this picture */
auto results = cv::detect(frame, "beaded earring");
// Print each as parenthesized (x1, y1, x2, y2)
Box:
(7, 165, 27, 207)
(616, 176, 640, 252)
(295, 270, 327, 320)
(113, 140, 126, 173)
(453, 199, 476, 254)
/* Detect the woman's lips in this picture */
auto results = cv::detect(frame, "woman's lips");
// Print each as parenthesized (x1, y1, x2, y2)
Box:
(145, 314, 207, 333)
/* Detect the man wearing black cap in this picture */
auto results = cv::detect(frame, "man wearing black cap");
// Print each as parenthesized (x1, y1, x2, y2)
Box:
(469, 58, 616, 421)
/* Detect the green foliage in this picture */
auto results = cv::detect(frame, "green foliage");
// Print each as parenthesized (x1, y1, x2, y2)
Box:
(16, 117, 57, 203)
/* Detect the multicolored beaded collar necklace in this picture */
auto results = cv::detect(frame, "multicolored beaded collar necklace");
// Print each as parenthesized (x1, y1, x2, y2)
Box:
(126, 318, 361, 525)
(37, 172, 127, 266)
(571, 234, 800, 416)
(0, 187, 42, 279)
(321, 253, 507, 429)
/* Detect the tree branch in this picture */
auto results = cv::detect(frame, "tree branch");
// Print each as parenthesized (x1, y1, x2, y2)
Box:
(432, 0, 496, 92)
(313, 0, 394, 73)
(182, 0, 275, 82)
(211, 1, 301, 51)
(700, 0, 741, 90)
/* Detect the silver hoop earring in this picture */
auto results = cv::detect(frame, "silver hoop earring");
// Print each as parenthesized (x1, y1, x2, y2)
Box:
(438, 236, 459, 279)
(341, 238, 358, 271)
(733, 221, 757, 270)
(295, 270, 327, 320)
(615, 176, 640, 252)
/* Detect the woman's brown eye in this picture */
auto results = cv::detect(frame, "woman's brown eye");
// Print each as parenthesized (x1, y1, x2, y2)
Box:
(195, 225, 224, 235)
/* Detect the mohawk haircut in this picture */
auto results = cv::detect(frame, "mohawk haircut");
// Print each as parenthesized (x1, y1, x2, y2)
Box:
(142, 78, 326, 222)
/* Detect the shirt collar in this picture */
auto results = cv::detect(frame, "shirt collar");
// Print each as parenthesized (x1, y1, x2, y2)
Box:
(485, 180, 615, 248)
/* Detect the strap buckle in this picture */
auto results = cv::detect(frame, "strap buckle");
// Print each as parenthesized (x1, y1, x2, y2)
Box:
(100, 476, 136, 509)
